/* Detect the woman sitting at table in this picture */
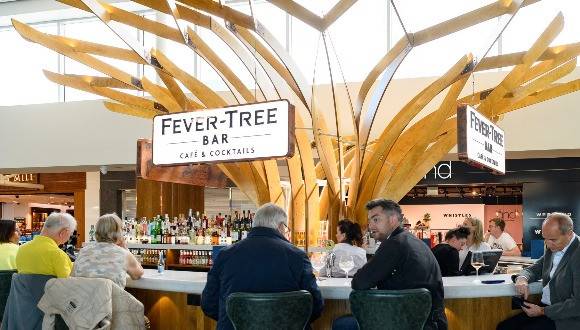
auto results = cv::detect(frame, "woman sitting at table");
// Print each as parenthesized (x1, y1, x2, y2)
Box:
(459, 217, 491, 269)
(0, 219, 20, 270)
(431, 226, 470, 276)
(72, 213, 143, 288)
(323, 219, 367, 277)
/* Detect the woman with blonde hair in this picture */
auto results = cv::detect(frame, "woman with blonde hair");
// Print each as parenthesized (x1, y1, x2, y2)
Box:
(72, 213, 143, 288)
(459, 217, 491, 268)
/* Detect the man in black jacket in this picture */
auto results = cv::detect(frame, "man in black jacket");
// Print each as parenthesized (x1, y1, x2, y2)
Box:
(201, 203, 324, 330)
(350, 199, 447, 330)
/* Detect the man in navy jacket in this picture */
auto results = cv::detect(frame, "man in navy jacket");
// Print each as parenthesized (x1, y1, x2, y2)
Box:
(201, 203, 324, 330)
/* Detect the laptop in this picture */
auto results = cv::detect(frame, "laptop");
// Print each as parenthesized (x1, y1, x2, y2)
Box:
(460, 249, 503, 275)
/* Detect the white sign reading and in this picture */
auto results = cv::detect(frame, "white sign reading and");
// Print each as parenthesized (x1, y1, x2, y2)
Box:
(153, 100, 294, 165)
(457, 105, 505, 174)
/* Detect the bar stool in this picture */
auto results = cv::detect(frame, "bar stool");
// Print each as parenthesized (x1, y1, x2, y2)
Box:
(0, 270, 16, 322)
(226, 290, 313, 330)
(349, 289, 432, 330)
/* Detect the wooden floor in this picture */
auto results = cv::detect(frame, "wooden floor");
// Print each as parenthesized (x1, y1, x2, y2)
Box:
(128, 288, 537, 330)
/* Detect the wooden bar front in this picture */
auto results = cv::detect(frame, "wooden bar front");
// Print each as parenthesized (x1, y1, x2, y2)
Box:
(127, 287, 537, 330)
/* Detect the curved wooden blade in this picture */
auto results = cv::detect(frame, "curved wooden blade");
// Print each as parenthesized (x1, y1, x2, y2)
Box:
(357, 38, 412, 158)
(54, 35, 146, 64)
(372, 75, 469, 200)
(43, 70, 165, 113)
(233, 23, 309, 110)
(412, 0, 538, 46)
(478, 12, 564, 117)
(141, 77, 182, 113)
(177, 0, 255, 30)
(64, 75, 137, 89)
(153, 49, 226, 108)
(13, 19, 143, 89)
(357, 54, 473, 211)
(58, 0, 183, 43)
(501, 79, 580, 114)
(131, 0, 212, 30)
(382, 129, 457, 202)
(104, 101, 158, 119)
(477, 42, 580, 72)
(210, 21, 270, 101)
(185, 26, 255, 103)
(79, 0, 152, 65)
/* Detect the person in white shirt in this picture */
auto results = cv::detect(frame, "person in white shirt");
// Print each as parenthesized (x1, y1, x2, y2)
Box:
(498, 212, 580, 330)
(459, 217, 491, 268)
(324, 219, 367, 277)
(486, 217, 521, 256)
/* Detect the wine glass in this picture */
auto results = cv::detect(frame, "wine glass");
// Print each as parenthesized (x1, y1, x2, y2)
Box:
(310, 252, 326, 281)
(338, 255, 355, 284)
(471, 252, 485, 283)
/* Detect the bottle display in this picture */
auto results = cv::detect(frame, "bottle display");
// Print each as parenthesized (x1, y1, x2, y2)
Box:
(123, 209, 255, 246)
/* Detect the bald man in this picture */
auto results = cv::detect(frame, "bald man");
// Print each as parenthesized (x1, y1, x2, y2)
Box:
(497, 212, 580, 330)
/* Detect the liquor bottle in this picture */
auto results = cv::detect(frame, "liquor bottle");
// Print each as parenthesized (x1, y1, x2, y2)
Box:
(187, 209, 193, 230)
(226, 216, 232, 245)
(204, 228, 212, 245)
(157, 251, 165, 273)
(196, 228, 204, 245)
(241, 222, 248, 240)
(89, 225, 96, 242)
(211, 227, 219, 245)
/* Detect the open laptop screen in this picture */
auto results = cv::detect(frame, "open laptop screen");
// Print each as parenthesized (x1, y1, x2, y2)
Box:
(461, 249, 503, 275)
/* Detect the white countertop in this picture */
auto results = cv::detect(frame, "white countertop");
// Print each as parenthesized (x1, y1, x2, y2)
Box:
(127, 270, 542, 300)
(499, 256, 537, 264)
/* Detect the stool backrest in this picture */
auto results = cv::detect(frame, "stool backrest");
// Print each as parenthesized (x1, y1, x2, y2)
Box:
(226, 290, 312, 330)
(350, 288, 432, 330)
(0, 270, 16, 322)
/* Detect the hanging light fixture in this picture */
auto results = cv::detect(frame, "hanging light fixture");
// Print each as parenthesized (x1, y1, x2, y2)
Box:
(495, 195, 500, 217)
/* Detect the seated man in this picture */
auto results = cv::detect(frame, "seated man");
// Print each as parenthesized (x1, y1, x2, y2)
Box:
(201, 203, 323, 330)
(16, 212, 76, 278)
(498, 212, 580, 330)
(431, 227, 470, 277)
(486, 218, 521, 256)
(337, 199, 447, 330)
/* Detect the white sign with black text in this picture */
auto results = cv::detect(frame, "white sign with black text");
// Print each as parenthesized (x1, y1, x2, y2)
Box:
(153, 100, 294, 165)
(457, 105, 505, 174)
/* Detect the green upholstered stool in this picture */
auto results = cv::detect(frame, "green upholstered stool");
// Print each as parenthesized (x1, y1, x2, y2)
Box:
(349, 289, 432, 330)
(226, 290, 312, 330)
(0, 270, 16, 322)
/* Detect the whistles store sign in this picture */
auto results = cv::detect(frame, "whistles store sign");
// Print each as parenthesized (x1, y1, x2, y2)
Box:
(153, 100, 294, 165)
(457, 105, 505, 174)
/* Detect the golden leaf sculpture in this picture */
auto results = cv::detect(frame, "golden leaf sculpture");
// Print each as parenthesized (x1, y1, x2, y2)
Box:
(13, 0, 580, 246)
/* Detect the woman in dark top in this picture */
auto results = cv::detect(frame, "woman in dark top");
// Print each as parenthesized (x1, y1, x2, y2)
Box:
(431, 226, 470, 277)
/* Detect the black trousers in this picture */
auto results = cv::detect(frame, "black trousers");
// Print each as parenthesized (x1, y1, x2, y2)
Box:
(497, 311, 556, 330)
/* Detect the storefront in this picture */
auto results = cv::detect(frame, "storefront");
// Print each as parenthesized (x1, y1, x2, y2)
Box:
(0, 172, 86, 244)
(401, 158, 580, 254)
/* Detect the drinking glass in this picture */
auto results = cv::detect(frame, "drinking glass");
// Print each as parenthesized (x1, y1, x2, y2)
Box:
(338, 255, 355, 284)
(310, 252, 326, 281)
(471, 252, 485, 283)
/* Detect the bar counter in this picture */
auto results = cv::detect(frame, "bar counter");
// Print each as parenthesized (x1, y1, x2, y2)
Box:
(126, 270, 542, 330)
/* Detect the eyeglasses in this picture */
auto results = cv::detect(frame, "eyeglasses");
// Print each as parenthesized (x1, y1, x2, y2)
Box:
(282, 223, 290, 234)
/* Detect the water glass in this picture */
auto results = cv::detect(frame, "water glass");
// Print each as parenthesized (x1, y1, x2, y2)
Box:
(338, 255, 355, 284)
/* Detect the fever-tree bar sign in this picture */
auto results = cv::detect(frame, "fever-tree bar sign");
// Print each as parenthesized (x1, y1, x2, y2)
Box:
(153, 100, 295, 165)
(457, 105, 505, 174)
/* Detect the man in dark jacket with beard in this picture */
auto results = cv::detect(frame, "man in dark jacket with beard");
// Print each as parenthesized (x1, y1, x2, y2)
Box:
(201, 203, 323, 330)
(334, 198, 447, 330)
